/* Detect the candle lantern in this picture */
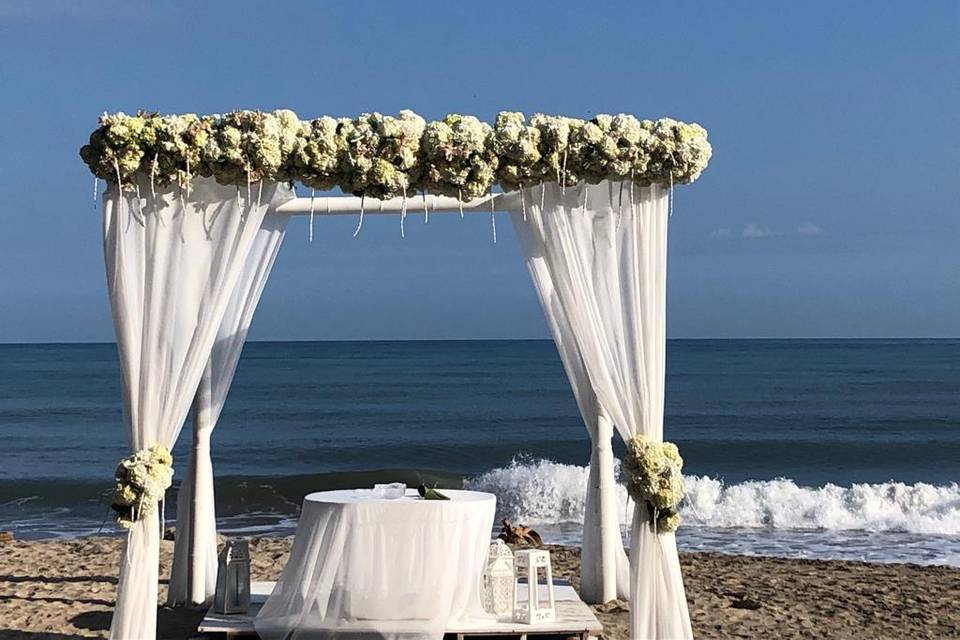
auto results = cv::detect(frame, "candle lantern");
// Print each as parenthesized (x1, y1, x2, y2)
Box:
(213, 539, 251, 614)
(513, 549, 556, 624)
(481, 539, 515, 619)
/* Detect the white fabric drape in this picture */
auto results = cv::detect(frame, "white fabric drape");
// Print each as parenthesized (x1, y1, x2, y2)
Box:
(512, 207, 630, 603)
(509, 181, 691, 639)
(104, 176, 292, 639)
(168, 211, 290, 606)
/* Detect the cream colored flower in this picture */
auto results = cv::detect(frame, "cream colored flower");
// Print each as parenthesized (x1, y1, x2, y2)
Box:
(623, 434, 686, 533)
(657, 511, 681, 533)
(492, 111, 541, 192)
(112, 445, 173, 529)
(420, 114, 497, 199)
(80, 109, 711, 196)
(339, 111, 425, 198)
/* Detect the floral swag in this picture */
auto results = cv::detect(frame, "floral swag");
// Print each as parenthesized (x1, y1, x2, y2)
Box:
(80, 110, 712, 200)
(111, 445, 174, 529)
(623, 435, 686, 533)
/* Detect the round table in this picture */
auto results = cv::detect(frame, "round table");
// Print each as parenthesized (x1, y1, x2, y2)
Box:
(255, 488, 496, 640)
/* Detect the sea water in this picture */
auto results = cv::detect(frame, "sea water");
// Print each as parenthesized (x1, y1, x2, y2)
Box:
(1, 339, 958, 566)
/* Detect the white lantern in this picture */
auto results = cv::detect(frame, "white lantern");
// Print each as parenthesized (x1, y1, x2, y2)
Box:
(481, 539, 515, 619)
(513, 549, 556, 624)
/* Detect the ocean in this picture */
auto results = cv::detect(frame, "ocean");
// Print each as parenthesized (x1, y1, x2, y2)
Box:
(2, 339, 958, 566)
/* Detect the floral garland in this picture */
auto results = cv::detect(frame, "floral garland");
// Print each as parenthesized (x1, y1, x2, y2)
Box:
(623, 435, 685, 533)
(81, 110, 711, 197)
(111, 444, 174, 529)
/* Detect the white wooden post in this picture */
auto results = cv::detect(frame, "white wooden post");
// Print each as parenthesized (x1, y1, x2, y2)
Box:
(188, 359, 214, 606)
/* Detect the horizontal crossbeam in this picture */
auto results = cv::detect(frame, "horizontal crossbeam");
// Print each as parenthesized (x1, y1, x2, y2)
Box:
(275, 192, 522, 216)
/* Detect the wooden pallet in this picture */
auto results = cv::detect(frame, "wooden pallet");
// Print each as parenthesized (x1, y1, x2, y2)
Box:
(198, 581, 602, 639)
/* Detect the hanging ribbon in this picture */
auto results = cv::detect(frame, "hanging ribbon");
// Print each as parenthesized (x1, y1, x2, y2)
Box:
(561, 148, 568, 195)
(669, 172, 674, 217)
(353, 195, 365, 237)
(489, 189, 497, 244)
(309, 189, 316, 243)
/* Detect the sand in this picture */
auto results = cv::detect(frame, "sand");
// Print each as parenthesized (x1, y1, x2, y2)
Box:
(1, 537, 958, 639)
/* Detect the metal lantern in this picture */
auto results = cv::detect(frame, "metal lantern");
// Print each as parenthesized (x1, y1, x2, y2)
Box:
(213, 539, 251, 614)
(481, 539, 515, 619)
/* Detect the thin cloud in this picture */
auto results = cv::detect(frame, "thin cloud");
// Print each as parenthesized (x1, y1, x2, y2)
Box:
(741, 224, 780, 239)
(710, 228, 733, 238)
(798, 223, 822, 236)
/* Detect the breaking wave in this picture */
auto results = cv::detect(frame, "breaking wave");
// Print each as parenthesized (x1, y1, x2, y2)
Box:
(465, 458, 960, 536)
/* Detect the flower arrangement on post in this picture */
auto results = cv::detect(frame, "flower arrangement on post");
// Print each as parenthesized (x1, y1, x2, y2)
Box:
(622, 434, 685, 533)
(80, 112, 153, 190)
(111, 444, 174, 529)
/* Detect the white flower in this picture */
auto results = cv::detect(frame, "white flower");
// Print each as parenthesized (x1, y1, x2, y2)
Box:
(80, 109, 712, 196)
(492, 111, 541, 192)
(420, 114, 497, 199)
(112, 444, 173, 529)
(623, 434, 686, 533)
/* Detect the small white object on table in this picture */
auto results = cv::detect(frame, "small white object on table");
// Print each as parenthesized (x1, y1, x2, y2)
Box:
(255, 488, 496, 640)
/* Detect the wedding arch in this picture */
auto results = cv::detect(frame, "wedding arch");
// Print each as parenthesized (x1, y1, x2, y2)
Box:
(82, 109, 711, 640)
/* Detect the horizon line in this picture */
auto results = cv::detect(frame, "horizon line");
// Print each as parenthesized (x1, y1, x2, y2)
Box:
(2, 336, 958, 347)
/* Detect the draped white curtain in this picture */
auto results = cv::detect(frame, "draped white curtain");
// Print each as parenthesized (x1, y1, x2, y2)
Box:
(509, 181, 691, 639)
(103, 176, 292, 639)
(511, 207, 630, 604)
(167, 212, 290, 606)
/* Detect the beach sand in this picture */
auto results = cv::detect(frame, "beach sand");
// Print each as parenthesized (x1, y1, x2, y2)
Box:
(1, 537, 958, 639)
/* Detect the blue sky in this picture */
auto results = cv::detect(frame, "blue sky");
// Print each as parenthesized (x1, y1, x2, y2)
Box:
(0, 1, 957, 342)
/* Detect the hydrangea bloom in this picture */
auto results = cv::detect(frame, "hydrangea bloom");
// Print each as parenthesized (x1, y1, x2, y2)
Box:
(623, 434, 686, 533)
(291, 116, 341, 191)
(81, 109, 711, 197)
(529, 114, 578, 186)
(80, 112, 151, 190)
(338, 111, 425, 199)
(419, 114, 497, 199)
(112, 444, 174, 529)
(491, 111, 542, 192)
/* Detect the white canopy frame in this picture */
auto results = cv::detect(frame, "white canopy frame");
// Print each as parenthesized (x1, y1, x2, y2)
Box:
(275, 192, 520, 214)
(175, 188, 626, 609)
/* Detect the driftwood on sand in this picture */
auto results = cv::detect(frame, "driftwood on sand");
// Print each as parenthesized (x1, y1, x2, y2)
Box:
(497, 518, 543, 546)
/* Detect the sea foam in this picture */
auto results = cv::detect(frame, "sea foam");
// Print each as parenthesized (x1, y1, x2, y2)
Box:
(465, 458, 960, 536)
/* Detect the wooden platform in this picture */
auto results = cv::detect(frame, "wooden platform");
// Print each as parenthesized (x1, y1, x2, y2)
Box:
(199, 581, 602, 639)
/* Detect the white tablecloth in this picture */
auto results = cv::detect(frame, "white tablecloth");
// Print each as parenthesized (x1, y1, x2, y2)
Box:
(255, 489, 496, 640)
